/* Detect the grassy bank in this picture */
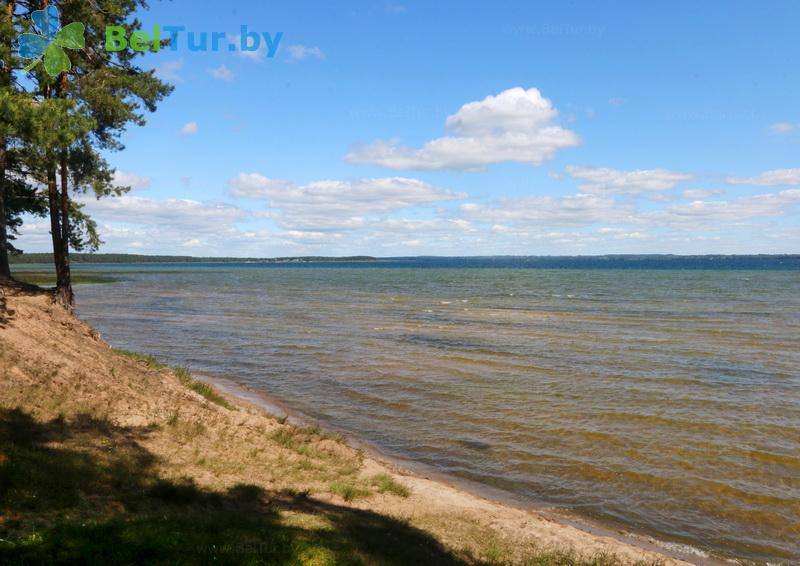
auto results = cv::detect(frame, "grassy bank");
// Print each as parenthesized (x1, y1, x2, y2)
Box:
(0, 284, 681, 565)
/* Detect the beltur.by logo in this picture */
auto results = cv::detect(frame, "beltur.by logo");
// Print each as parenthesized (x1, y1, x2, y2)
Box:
(18, 5, 85, 77)
(105, 25, 283, 56)
(14, 6, 283, 76)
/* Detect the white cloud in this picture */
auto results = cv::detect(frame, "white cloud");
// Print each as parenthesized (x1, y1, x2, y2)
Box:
(768, 122, 797, 134)
(682, 189, 722, 199)
(207, 64, 235, 81)
(345, 87, 580, 170)
(229, 173, 464, 231)
(286, 45, 325, 62)
(458, 194, 636, 227)
(154, 60, 183, 82)
(112, 170, 151, 191)
(564, 166, 692, 195)
(179, 121, 199, 136)
(65, 196, 271, 255)
(84, 196, 243, 227)
(727, 168, 800, 186)
(608, 97, 626, 106)
(15, 178, 800, 256)
(233, 35, 267, 61)
(656, 190, 800, 223)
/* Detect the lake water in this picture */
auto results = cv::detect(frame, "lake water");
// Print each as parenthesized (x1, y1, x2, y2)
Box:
(66, 259, 800, 563)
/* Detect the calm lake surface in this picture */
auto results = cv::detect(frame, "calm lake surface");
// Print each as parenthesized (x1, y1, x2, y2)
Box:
(66, 260, 800, 563)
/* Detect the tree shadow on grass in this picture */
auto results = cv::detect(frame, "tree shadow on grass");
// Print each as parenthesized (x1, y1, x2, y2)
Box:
(0, 408, 479, 565)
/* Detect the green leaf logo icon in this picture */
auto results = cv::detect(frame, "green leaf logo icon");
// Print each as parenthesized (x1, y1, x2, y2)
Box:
(18, 6, 85, 77)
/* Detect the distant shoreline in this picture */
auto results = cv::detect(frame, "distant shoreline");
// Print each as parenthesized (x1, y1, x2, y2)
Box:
(10, 253, 381, 265)
(10, 253, 800, 270)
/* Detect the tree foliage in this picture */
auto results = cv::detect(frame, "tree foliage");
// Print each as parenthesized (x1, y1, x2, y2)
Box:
(0, 0, 172, 300)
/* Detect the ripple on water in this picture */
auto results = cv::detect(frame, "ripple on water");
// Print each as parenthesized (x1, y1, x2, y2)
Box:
(75, 267, 800, 563)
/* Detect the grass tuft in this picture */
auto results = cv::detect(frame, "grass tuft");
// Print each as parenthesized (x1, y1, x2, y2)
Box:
(369, 473, 410, 497)
(174, 368, 234, 410)
(271, 429, 296, 449)
(113, 349, 165, 369)
(329, 480, 371, 502)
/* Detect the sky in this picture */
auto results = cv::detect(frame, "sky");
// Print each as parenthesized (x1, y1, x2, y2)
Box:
(16, 0, 800, 256)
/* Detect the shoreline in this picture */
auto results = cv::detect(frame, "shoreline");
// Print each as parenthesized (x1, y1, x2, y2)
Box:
(0, 284, 742, 565)
(199, 374, 725, 566)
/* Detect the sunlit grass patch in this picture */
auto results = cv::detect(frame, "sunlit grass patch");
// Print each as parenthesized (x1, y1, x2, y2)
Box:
(369, 473, 410, 497)
(272, 429, 297, 449)
(329, 480, 371, 502)
(174, 368, 233, 410)
(113, 349, 165, 369)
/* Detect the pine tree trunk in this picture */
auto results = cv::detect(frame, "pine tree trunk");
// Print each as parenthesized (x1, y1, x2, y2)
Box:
(57, 155, 73, 305)
(54, 68, 73, 306)
(42, 70, 69, 308)
(46, 168, 64, 293)
(36, 54, 72, 307)
(0, 145, 9, 280)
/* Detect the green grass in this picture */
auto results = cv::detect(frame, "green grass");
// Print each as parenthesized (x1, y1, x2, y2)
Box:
(329, 480, 371, 502)
(272, 429, 297, 449)
(369, 473, 410, 497)
(174, 368, 234, 410)
(328, 474, 410, 502)
(110, 350, 233, 410)
(269, 427, 323, 459)
(11, 272, 117, 286)
(112, 349, 166, 369)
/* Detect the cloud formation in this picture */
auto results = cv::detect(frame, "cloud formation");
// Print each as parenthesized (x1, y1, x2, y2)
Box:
(153, 60, 183, 82)
(208, 64, 235, 81)
(15, 169, 799, 256)
(179, 122, 199, 136)
(656, 189, 800, 223)
(565, 166, 692, 195)
(229, 173, 463, 230)
(459, 194, 636, 229)
(286, 45, 325, 62)
(727, 168, 800, 186)
(346, 87, 580, 170)
(682, 189, 722, 199)
(768, 122, 798, 134)
(112, 170, 151, 191)
(73, 196, 268, 254)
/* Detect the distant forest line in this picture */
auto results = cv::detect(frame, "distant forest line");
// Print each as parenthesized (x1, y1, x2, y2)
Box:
(10, 254, 379, 264)
(9, 253, 799, 268)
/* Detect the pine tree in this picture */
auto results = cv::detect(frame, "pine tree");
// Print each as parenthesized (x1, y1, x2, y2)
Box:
(0, 0, 18, 279)
(7, 0, 172, 305)
(1, 1, 50, 279)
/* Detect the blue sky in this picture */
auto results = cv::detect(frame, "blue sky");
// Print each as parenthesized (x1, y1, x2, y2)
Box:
(18, 0, 800, 256)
